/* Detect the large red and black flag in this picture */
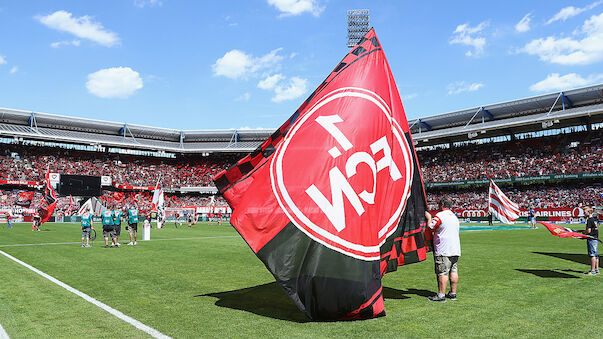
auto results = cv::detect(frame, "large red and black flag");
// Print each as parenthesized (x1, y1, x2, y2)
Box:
(39, 171, 58, 225)
(213, 29, 428, 320)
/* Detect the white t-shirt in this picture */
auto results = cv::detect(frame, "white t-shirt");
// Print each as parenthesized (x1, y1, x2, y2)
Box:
(428, 209, 461, 257)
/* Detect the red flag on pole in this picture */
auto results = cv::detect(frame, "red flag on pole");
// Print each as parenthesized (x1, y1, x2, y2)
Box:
(39, 171, 58, 225)
(539, 221, 601, 242)
(213, 29, 428, 320)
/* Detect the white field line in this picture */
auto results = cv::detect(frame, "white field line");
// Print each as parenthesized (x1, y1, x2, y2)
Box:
(0, 249, 171, 339)
(0, 323, 9, 339)
(0, 235, 239, 247)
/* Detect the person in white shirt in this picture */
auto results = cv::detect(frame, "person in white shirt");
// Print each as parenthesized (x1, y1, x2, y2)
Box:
(425, 197, 461, 302)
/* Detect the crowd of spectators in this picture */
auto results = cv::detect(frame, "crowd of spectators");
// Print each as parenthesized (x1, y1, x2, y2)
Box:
(427, 184, 603, 210)
(0, 189, 228, 215)
(0, 144, 238, 189)
(98, 191, 228, 211)
(1, 131, 601, 216)
(418, 132, 602, 183)
(1, 131, 600, 188)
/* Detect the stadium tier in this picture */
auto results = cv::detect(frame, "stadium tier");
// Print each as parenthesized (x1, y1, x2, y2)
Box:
(0, 84, 601, 217)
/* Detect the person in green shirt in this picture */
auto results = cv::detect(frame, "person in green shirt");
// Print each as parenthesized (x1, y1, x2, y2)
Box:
(127, 205, 140, 245)
(113, 208, 124, 246)
(101, 209, 117, 248)
(80, 212, 94, 247)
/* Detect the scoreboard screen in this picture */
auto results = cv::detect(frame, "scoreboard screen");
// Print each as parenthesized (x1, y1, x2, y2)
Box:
(58, 175, 101, 197)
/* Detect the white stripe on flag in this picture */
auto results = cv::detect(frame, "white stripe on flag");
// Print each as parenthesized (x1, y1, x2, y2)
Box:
(489, 193, 519, 219)
(489, 181, 520, 224)
(490, 182, 519, 212)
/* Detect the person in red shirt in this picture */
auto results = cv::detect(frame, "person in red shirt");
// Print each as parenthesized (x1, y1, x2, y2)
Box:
(6, 212, 12, 229)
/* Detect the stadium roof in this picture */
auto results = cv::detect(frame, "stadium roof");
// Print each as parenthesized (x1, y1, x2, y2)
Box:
(1, 83, 602, 153)
(409, 83, 603, 146)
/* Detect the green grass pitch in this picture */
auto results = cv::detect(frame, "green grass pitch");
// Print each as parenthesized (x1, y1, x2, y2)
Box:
(0, 221, 600, 338)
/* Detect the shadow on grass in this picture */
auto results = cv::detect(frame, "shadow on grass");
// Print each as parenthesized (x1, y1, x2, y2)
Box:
(533, 252, 590, 265)
(198, 283, 431, 322)
(196, 282, 309, 323)
(515, 269, 580, 278)
(383, 287, 433, 299)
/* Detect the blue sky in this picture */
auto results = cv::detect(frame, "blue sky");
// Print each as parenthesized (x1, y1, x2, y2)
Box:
(1, 0, 602, 130)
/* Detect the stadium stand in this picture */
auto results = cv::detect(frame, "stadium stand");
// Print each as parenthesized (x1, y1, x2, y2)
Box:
(0, 84, 601, 220)
(418, 131, 602, 183)
(427, 184, 603, 210)
(0, 144, 237, 188)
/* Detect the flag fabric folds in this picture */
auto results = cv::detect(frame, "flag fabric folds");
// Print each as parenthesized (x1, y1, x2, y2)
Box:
(39, 171, 58, 225)
(539, 221, 602, 243)
(488, 180, 519, 224)
(16, 191, 35, 207)
(213, 29, 428, 320)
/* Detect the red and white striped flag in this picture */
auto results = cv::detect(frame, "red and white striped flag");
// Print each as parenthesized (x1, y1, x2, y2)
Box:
(488, 180, 519, 224)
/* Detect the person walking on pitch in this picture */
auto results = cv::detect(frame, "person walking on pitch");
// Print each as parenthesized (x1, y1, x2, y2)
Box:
(80, 211, 94, 247)
(102, 209, 117, 248)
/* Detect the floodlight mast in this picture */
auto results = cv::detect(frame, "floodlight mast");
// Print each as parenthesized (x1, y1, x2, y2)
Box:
(347, 9, 370, 48)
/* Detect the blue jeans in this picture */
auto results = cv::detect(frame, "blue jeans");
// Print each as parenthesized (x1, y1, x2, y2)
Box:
(587, 239, 599, 258)
(7, 220, 11, 229)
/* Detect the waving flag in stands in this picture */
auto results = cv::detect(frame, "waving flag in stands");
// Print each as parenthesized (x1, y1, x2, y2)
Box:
(39, 171, 58, 225)
(152, 179, 165, 227)
(489, 180, 519, 224)
(16, 191, 35, 207)
(213, 29, 429, 320)
(539, 221, 603, 243)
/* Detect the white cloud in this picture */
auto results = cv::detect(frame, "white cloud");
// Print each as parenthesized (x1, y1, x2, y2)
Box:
(86, 67, 143, 99)
(522, 12, 603, 65)
(257, 73, 307, 102)
(449, 21, 489, 56)
(212, 48, 284, 79)
(50, 39, 81, 48)
(257, 74, 285, 90)
(36, 10, 120, 47)
(134, 0, 163, 8)
(515, 13, 532, 32)
(236, 92, 251, 101)
(546, 1, 602, 24)
(272, 76, 308, 102)
(401, 93, 418, 101)
(267, 0, 324, 17)
(447, 81, 484, 95)
(9, 66, 18, 74)
(529, 73, 603, 92)
(0, 55, 6, 64)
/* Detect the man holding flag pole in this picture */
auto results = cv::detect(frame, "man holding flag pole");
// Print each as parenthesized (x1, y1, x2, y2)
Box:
(151, 176, 165, 229)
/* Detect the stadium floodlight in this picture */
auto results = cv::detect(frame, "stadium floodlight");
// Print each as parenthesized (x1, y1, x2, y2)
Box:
(347, 9, 370, 47)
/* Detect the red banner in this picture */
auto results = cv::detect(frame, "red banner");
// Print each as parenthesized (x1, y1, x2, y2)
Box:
(0, 179, 41, 186)
(113, 184, 155, 191)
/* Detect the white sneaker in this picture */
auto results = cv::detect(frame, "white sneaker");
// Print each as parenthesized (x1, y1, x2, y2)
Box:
(127, 242, 133, 245)
(134, 241, 137, 245)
